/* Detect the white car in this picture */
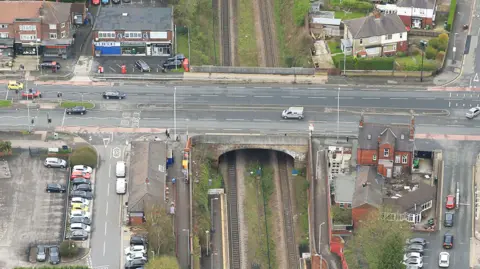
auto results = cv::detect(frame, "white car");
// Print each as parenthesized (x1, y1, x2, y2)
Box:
(126, 251, 147, 262)
(439, 252, 450, 268)
(70, 209, 91, 219)
(124, 245, 146, 256)
(404, 252, 422, 261)
(404, 257, 423, 268)
(71, 197, 90, 206)
(466, 107, 480, 119)
(73, 165, 93, 174)
(70, 223, 91, 232)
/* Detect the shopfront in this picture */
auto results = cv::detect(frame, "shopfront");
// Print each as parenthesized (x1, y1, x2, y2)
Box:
(147, 42, 171, 56)
(42, 39, 73, 59)
(94, 42, 121, 56)
(14, 42, 42, 56)
(0, 39, 14, 58)
(120, 42, 146, 56)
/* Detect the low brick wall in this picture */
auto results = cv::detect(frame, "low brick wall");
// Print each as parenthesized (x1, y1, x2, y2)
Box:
(345, 70, 434, 78)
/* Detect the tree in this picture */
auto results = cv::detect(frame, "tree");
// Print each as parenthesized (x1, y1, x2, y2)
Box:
(144, 204, 176, 255)
(344, 207, 411, 269)
(69, 146, 97, 168)
(146, 255, 180, 269)
(425, 46, 438, 60)
(0, 140, 11, 154)
(59, 240, 79, 257)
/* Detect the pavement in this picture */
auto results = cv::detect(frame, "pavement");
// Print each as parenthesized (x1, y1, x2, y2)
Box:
(471, 154, 480, 268)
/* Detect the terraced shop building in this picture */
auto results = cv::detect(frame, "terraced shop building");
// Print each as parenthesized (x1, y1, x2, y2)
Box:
(92, 6, 173, 57)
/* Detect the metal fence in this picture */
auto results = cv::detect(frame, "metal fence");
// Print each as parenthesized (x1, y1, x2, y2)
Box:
(190, 66, 316, 75)
(91, 73, 184, 81)
(28, 147, 48, 157)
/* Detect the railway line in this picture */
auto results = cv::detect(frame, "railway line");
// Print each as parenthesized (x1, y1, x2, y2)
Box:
(220, 0, 233, 66)
(227, 152, 241, 269)
(257, 0, 278, 67)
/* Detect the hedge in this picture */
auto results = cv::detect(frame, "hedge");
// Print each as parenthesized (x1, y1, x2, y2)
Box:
(69, 146, 98, 168)
(339, 0, 373, 12)
(447, 0, 457, 31)
(332, 54, 395, 70)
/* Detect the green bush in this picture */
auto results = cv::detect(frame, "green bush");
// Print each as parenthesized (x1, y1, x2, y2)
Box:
(340, 0, 373, 12)
(447, 0, 457, 30)
(396, 52, 407, 57)
(293, 0, 310, 26)
(425, 46, 438, 59)
(428, 34, 449, 52)
(69, 146, 97, 168)
(59, 240, 79, 258)
(332, 55, 394, 70)
(436, 51, 446, 61)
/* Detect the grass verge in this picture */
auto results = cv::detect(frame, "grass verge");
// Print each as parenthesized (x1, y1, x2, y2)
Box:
(237, 0, 258, 66)
(0, 100, 12, 107)
(395, 56, 439, 71)
(327, 40, 342, 54)
(60, 101, 95, 109)
(334, 10, 365, 20)
(292, 169, 310, 251)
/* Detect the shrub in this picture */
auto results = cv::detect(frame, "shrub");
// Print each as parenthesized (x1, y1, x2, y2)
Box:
(332, 55, 394, 70)
(411, 48, 421, 56)
(340, 0, 373, 11)
(396, 52, 407, 57)
(0, 140, 11, 154)
(447, 0, 457, 30)
(425, 46, 438, 59)
(293, 0, 310, 26)
(436, 51, 446, 62)
(59, 240, 79, 257)
(69, 146, 98, 168)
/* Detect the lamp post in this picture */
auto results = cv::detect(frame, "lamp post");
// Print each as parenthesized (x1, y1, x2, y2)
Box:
(187, 26, 191, 64)
(420, 41, 427, 82)
(452, 33, 459, 64)
(173, 86, 177, 140)
(319, 221, 326, 269)
(174, 25, 177, 70)
(336, 87, 340, 142)
(206, 230, 210, 256)
(210, 197, 219, 233)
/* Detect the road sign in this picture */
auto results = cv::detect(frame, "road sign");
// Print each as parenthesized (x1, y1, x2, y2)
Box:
(112, 147, 121, 158)
(474, 73, 479, 82)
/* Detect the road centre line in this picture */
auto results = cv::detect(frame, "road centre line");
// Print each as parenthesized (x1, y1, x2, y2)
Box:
(107, 182, 110, 197)
(104, 222, 107, 235)
(390, 97, 408, 100)
(253, 119, 271, 122)
(198, 118, 217, 121)
(227, 95, 246, 98)
(308, 88, 325, 90)
(362, 97, 380, 100)
(103, 242, 106, 256)
(308, 96, 327, 99)
(254, 87, 272, 89)
(335, 97, 354, 99)
(106, 202, 109, 216)
(416, 97, 436, 100)
(201, 94, 218, 97)
(226, 119, 245, 121)
(223, 128, 242, 131)
(281, 96, 300, 99)
(254, 95, 273, 98)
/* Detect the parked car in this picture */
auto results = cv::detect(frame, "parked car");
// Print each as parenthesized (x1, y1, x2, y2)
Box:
(71, 171, 91, 179)
(403, 257, 423, 268)
(167, 54, 186, 62)
(438, 252, 450, 267)
(446, 195, 456, 209)
(125, 259, 146, 269)
(130, 235, 148, 246)
(71, 216, 92, 225)
(71, 203, 89, 212)
(443, 234, 454, 249)
(91, 0, 100, 4)
(162, 59, 183, 70)
(444, 212, 454, 227)
(135, 60, 151, 72)
(73, 183, 92, 192)
(112, 0, 121, 3)
(404, 252, 422, 261)
(466, 107, 480, 119)
(39, 60, 61, 70)
(44, 157, 67, 168)
(66, 106, 87, 115)
(405, 238, 427, 246)
(101, 0, 110, 4)
(103, 90, 127, 99)
(126, 251, 148, 262)
(71, 197, 90, 206)
(21, 89, 42, 99)
(70, 222, 91, 232)
(49, 246, 60, 265)
(7, 80, 23, 90)
(46, 183, 66, 193)
(70, 190, 93, 200)
(71, 178, 91, 186)
(125, 245, 147, 255)
(70, 209, 91, 219)
(70, 230, 88, 241)
(36, 245, 46, 262)
(404, 244, 424, 253)
(72, 165, 93, 174)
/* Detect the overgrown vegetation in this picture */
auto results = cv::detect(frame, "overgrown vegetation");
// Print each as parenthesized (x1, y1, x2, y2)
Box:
(59, 240, 79, 257)
(244, 162, 277, 268)
(144, 204, 175, 256)
(331, 206, 352, 224)
(237, 0, 258, 66)
(292, 167, 310, 252)
(0, 140, 12, 154)
(447, 0, 457, 31)
(69, 146, 97, 168)
(146, 256, 180, 269)
(171, 0, 218, 65)
(344, 208, 411, 269)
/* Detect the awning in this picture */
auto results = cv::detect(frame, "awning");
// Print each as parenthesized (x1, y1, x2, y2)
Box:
(42, 38, 74, 46)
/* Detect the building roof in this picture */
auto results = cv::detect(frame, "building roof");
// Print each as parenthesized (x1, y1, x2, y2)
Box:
(358, 116, 414, 151)
(312, 17, 342, 26)
(397, 0, 436, 9)
(344, 13, 406, 39)
(352, 166, 384, 208)
(128, 141, 167, 213)
(334, 174, 356, 203)
(0, 1, 43, 23)
(384, 182, 436, 213)
(94, 7, 173, 31)
(41, 2, 72, 24)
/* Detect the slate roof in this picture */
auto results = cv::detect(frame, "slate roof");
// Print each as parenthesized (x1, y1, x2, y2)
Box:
(0, 1, 72, 24)
(352, 166, 384, 208)
(334, 173, 356, 204)
(344, 14, 406, 39)
(42, 2, 72, 24)
(128, 141, 166, 213)
(383, 182, 436, 213)
(94, 7, 173, 31)
(397, 0, 436, 9)
(358, 119, 414, 151)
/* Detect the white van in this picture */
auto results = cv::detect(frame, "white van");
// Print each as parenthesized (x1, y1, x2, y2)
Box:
(116, 161, 126, 177)
(116, 178, 126, 194)
(282, 107, 304, 119)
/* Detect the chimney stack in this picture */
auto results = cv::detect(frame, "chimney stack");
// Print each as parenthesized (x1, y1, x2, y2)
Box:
(359, 112, 364, 128)
(409, 115, 415, 141)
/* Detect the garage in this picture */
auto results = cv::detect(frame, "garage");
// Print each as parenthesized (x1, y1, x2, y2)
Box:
(94, 41, 121, 56)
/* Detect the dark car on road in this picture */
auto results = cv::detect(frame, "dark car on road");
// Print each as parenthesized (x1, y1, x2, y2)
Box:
(66, 106, 87, 115)
(102, 90, 126, 100)
(36, 245, 46, 262)
(125, 259, 146, 269)
(70, 190, 93, 200)
(162, 59, 183, 70)
(443, 234, 454, 249)
(49, 246, 60, 265)
(112, 0, 121, 3)
(444, 212, 454, 227)
(70, 230, 88, 241)
(39, 61, 61, 70)
(46, 183, 66, 193)
(71, 216, 92, 225)
(73, 183, 92, 192)
(71, 178, 90, 186)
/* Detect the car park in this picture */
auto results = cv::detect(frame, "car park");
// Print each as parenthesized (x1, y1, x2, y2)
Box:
(103, 90, 127, 99)
(21, 89, 42, 99)
(439, 252, 450, 267)
(71, 209, 91, 219)
(445, 195, 456, 209)
(46, 183, 66, 193)
(70, 222, 91, 232)
(71, 170, 91, 179)
(44, 157, 67, 168)
(70, 190, 93, 200)
(405, 238, 427, 246)
(466, 107, 480, 119)
(71, 216, 92, 225)
(73, 183, 92, 192)
(72, 165, 93, 174)
(66, 106, 87, 115)
(71, 203, 89, 212)
(404, 252, 422, 261)
(70, 230, 88, 241)
(71, 177, 91, 186)
(36, 245, 46, 262)
(444, 212, 454, 227)
(49, 246, 60, 265)
(443, 234, 454, 249)
(404, 244, 424, 253)
(7, 80, 23, 90)
(71, 197, 90, 206)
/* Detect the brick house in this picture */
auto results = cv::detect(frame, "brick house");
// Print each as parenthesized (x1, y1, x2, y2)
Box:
(357, 113, 415, 178)
(92, 7, 173, 57)
(396, 0, 436, 29)
(351, 166, 383, 228)
(342, 12, 408, 57)
(0, 1, 76, 58)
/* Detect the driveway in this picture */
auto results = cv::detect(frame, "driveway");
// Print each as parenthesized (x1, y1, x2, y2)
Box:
(0, 150, 68, 268)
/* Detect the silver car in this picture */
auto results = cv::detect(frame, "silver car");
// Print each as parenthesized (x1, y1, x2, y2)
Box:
(404, 244, 424, 253)
(44, 157, 67, 168)
(466, 107, 480, 119)
(405, 238, 427, 246)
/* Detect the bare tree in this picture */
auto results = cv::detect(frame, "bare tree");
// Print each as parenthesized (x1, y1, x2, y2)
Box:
(144, 204, 176, 255)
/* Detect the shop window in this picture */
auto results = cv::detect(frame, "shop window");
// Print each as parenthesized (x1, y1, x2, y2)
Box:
(395, 155, 400, 163)
(402, 155, 408, 164)
(0, 32, 8, 38)
(19, 25, 36, 31)
(49, 33, 57, 39)
(20, 34, 36, 41)
(49, 24, 56, 30)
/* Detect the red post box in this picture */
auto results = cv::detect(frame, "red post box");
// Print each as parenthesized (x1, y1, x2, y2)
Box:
(121, 65, 127, 74)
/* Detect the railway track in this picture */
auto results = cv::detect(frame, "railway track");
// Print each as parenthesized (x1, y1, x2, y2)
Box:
(227, 152, 241, 269)
(258, 0, 277, 67)
(277, 153, 298, 269)
(220, 0, 232, 66)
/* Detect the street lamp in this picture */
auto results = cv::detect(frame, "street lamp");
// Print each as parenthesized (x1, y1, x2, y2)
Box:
(452, 33, 459, 64)
(319, 221, 326, 269)
(173, 86, 177, 140)
(205, 230, 210, 256)
(210, 197, 219, 233)
(420, 41, 427, 82)
(336, 87, 340, 142)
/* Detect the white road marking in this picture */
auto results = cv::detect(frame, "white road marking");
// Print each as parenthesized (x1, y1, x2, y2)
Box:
(335, 97, 354, 99)
(253, 119, 271, 122)
(447, 125, 465, 127)
(308, 96, 326, 99)
(254, 95, 273, 98)
(254, 87, 271, 89)
(281, 96, 300, 99)
(106, 202, 109, 216)
(103, 242, 106, 256)
(107, 183, 110, 197)
(104, 222, 107, 235)
(227, 95, 246, 98)
(198, 118, 216, 121)
(308, 88, 325, 90)
(108, 165, 111, 178)
(416, 97, 436, 100)
(225, 119, 245, 121)
(362, 97, 380, 100)
(223, 128, 242, 131)
(200, 94, 218, 97)
(390, 97, 408, 100)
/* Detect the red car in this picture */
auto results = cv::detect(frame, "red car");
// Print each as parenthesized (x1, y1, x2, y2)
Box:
(71, 171, 91, 180)
(21, 89, 42, 99)
(92, 0, 100, 5)
(445, 195, 456, 209)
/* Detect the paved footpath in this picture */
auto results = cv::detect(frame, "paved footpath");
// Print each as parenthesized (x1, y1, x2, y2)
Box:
(471, 154, 480, 268)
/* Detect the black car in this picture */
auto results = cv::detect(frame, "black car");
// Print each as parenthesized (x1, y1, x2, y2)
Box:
(66, 106, 87, 115)
(130, 235, 148, 246)
(71, 178, 91, 186)
(125, 259, 146, 269)
(167, 54, 186, 62)
(443, 234, 454, 249)
(444, 212, 454, 227)
(70, 190, 93, 200)
(36, 245, 46, 262)
(162, 59, 183, 70)
(102, 91, 126, 100)
(70, 230, 88, 241)
(46, 183, 66, 193)
(70, 216, 92, 225)
(112, 0, 121, 3)
(73, 183, 92, 192)
(39, 61, 61, 69)
(49, 246, 60, 265)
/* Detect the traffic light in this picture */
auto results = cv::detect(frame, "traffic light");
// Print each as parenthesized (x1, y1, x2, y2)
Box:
(31, 119, 34, 124)
(48, 118, 52, 123)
